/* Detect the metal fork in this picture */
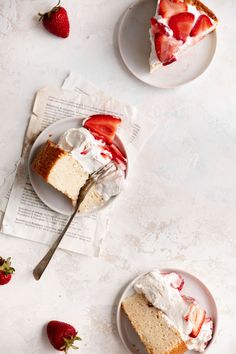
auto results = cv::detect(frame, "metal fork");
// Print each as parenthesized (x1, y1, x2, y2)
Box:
(33, 161, 116, 280)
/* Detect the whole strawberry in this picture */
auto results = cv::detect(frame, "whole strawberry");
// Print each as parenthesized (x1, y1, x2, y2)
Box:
(38, 1, 70, 38)
(47, 321, 81, 353)
(0, 257, 15, 285)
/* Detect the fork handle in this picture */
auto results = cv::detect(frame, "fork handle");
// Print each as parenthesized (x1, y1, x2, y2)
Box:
(32, 163, 113, 280)
(33, 207, 78, 280)
(33, 179, 94, 280)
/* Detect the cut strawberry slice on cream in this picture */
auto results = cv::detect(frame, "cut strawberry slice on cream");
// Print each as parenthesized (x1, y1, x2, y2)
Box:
(149, 0, 218, 72)
(151, 17, 170, 36)
(83, 114, 127, 170)
(184, 304, 206, 338)
(190, 14, 213, 37)
(83, 114, 121, 144)
(181, 295, 197, 305)
(155, 33, 181, 66)
(161, 272, 184, 291)
(159, 0, 188, 18)
(106, 143, 127, 170)
(168, 12, 195, 42)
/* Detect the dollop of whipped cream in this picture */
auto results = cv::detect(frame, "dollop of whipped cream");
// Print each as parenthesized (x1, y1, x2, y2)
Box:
(58, 127, 111, 174)
(58, 127, 125, 201)
(134, 271, 213, 352)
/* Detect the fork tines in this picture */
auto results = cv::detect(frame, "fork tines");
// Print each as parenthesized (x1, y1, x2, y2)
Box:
(91, 161, 116, 182)
(75, 161, 117, 211)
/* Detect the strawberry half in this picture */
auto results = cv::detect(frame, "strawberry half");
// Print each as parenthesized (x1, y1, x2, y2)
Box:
(83, 114, 122, 144)
(38, 1, 70, 38)
(0, 257, 15, 285)
(159, 0, 188, 18)
(184, 304, 206, 338)
(47, 321, 81, 353)
(108, 143, 127, 170)
(190, 14, 213, 37)
(151, 18, 169, 36)
(155, 33, 181, 65)
(169, 12, 195, 42)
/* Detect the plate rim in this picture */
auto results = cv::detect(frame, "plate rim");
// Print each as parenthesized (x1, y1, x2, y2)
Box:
(28, 117, 128, 216)
(118, 0, 218, 89)
(116, 268, 218, 354)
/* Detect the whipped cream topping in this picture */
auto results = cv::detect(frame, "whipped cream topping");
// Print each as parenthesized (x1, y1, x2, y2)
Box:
(58, 127, 111, 174)
(134, 271, 213, 352)
(96, 167, 126, 201)
(58, 127, 125, 202)
(150, 1, 217, 70)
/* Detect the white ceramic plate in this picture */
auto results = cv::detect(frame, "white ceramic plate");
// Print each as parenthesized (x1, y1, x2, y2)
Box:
(117, 268, 218, 354)
(118, 0, 217, 88)
(28, 118, 127, 216)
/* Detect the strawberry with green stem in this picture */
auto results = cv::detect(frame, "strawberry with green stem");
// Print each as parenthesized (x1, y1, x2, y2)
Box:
(47, 321, 82, 353)
(0, 257, 15, 285)
(38, 1, 70, 39)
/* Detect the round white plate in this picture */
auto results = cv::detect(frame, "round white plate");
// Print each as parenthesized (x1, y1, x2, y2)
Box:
(118, 0, 217, 88)
(28, 118, 127, 216)
(117, 269, 218, 354)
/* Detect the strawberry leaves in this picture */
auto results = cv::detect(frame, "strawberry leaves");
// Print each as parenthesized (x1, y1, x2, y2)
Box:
(0, 257, 15, 285)
(47, 321, 81, 353)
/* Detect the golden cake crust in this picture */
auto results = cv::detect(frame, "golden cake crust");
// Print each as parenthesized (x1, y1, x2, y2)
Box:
(122, 293, 188, 354)
(31, 140, 67, 180)
(184, 0, 218, 22)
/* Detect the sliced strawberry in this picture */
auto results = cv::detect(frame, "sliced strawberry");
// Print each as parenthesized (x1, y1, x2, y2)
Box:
(151, 18, 169, 36)
(184, 303, 196, 321)
(159, 0, 188, 18)
(171, 273, 184, 291)
(151, 17, 159, 35)
(163, 56, 177, 66)
(169, 12, 195, 42)
(81, 149, 89, 155)
(184, 304, 206, 338)
(155, 33, 181, 65)
(190, 14, 213, 37)
(89, 131, 104, 141)
(161, 272, 184, 291)
(83, 114, 122, 144)
(108, 143, 127, 170)
(190, 307, 206, 338)
(181, 295, 197, 305)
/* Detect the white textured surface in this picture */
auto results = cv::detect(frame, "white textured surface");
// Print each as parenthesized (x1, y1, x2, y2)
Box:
(0, 0, 235, 353)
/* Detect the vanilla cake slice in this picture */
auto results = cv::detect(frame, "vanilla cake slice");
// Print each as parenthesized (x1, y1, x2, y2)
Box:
(31, 140, 102, 212)
(121, 271, 214, 353)
(31, 115, 127, 213)
(122, 293, 187, 354)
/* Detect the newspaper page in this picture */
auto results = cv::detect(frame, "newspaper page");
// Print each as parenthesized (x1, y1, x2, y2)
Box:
(1, 75, 157, 256)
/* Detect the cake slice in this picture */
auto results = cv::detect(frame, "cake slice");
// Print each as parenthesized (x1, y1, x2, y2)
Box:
(31, 140, 103, 213)
(121, 271, 214, 353)
(122, 293, 187, 354)
(31, 115, 127, 213)
(149, 0, 218, 71)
